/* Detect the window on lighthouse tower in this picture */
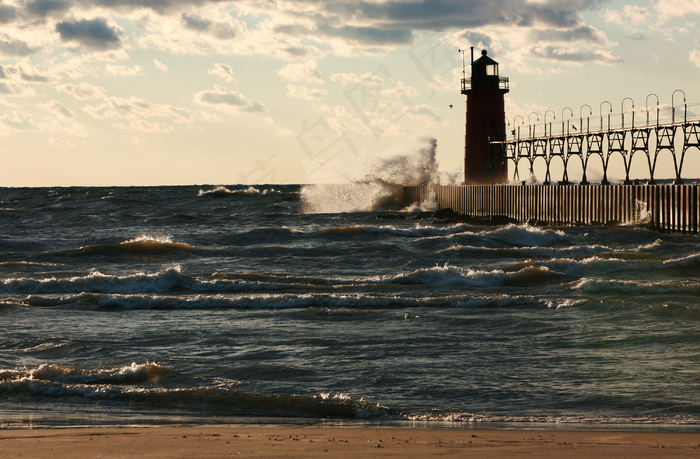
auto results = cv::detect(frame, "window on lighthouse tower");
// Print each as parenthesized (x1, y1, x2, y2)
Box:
(486, 63, 498, 76)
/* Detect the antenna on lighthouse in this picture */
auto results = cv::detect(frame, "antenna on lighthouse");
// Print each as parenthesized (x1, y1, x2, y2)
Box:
(458, 48, 466, 79)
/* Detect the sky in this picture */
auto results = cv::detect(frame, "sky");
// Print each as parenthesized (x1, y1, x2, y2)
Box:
(0, 0, 699, 186)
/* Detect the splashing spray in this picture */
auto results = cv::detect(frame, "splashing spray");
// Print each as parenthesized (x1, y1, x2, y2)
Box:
(301, 137, 449, 213)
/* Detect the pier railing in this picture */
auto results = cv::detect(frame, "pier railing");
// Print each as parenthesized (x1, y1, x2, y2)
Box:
(403, 184, 700, 234)
(499, 103, 700, 184)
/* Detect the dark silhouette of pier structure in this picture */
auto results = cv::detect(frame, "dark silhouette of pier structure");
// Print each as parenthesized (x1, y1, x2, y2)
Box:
(498, 93, 700, 186)
(403, 49, 700, 233)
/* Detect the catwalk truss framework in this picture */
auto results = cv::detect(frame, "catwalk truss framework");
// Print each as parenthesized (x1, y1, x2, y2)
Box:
(492, 103, 700, 185)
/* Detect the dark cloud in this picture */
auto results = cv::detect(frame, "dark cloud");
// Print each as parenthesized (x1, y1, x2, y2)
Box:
(531, 26, 606, 45)
(0, 65, 7, 79)
(322, 0, 601, 31)
(77, 0, 228, 15)
(26, 0, 72, 17)
(0, 5, 18, 24)
(319, 25, 412, 45)
(182, 12, 211, 32)
(56, 18, 122, 50)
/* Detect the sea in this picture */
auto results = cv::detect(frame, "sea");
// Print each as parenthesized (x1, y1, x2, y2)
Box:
(1, 182, 700, 430)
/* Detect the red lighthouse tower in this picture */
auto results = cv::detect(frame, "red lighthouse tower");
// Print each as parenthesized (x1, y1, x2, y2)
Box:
(461, 48, 509, 184)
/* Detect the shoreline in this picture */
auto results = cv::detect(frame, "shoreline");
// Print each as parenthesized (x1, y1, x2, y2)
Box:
(2, 426, 700, 458)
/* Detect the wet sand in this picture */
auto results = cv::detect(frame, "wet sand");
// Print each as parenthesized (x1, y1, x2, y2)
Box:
(1, 427, 700, 458)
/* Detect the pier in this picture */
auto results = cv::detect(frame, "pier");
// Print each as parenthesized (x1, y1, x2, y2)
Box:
(417, 48, 700, 234)
(403, 183, 700, 234)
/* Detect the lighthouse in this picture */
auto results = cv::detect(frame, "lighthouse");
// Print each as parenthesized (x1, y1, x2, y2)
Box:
(461, 48, 509, 184)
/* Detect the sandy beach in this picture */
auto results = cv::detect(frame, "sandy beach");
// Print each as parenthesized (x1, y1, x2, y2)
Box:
(1, 426, 699, 458)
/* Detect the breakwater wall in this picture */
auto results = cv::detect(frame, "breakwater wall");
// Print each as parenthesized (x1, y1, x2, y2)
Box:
(403, 184, 700, 234)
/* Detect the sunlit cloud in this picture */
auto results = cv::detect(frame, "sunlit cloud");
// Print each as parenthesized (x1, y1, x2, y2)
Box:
(278, 60, 324, 84)
(690, 49, 700, 69)
(286, 84, 328, 101)
(208, 63, 235, 82)
(105, 64, 143, 76)
(55, 81, 108, 100)
(83, 95, 210, 132)
(193, 85, 266, 114)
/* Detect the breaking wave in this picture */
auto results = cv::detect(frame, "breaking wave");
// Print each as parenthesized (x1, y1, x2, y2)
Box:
(0, 362, 395, 420)
(198, 186, 280, 197)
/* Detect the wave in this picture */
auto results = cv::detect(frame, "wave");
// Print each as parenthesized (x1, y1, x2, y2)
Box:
(402, 412, 700, 426)
(11, 291, 575, 311)
(574, 278, 700, 295)
(442, 244, 612, 259)
(0, 260, 569, 298)
(382, 264, 560, 288)
(664, 252, 700, 267)
(321, 223, 475, 239)
(0, 362, 174, 385)
(198, 186, 280, 197)
(0, 266, 272, 295)
(0, 362, 394, 420)
(485, 224, 568, 247)
(5, 362, 697, 425)
(52, 235, 217, 258)
(531, 256, 650, 277)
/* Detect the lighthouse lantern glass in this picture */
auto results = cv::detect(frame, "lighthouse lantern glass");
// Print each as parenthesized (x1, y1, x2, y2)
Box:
(486, 64, 498, 76)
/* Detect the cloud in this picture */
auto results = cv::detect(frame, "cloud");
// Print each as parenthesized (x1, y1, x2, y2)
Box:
(83, 95, 207, 132)
(41, 100, 75, 118)
(56, 82, 107, 100)
(0, 34, 41, 57)
(403, 104, 444, 124)
(318, 0, 594, 31)
(691, 49, 700, 69)
(318, 25, 412, 46)
(0, 112, 37, 131)
(330, 72, 383, 86)
(603, 5, 650, 25)
(655, 0, 700, 21)
(49, 137, 75, 147)
(56, 17, 123, 51)
(286, 84, 328, 101)
(529, 46, 622, 64)
(105, 64, 143, 76)
(154, 59, 168, 71)
(19, 65, 52, 83)
(25, 0, 72, 17)
(0, 80, 36, 97)
(530, 25, 608, 45)
(181, 12, 238, 39)
(278, 60, 323, 84)
(0, 5, 18, 24)
(194, 85, 265, 113)
(208, 63, 235, 82)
